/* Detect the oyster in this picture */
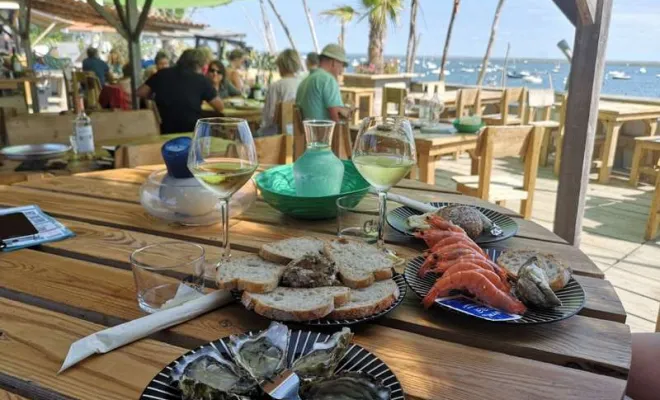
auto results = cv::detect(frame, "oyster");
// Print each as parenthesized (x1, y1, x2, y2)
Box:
(292, 328, 353, 379)
(515, 257, 562, 308)
(170, 347, 258, 400)
(229, 321, 289, 380)
(300, 372, 391, 400)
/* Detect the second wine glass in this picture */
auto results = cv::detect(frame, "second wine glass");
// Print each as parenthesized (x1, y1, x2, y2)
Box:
(187, 117, 258, 261)
(352, 116, 417, 248)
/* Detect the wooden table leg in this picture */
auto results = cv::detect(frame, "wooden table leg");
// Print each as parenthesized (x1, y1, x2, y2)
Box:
(598, 120, 622, 184)
(630, 141, 643, 187)
(367, 93, 374, 119)
(645, 173, 660, 240)
(538, 127, 552, 167)
(417, 152, 436, 185)
(553, 128, 564, 176)
(646, 120, 658, 136)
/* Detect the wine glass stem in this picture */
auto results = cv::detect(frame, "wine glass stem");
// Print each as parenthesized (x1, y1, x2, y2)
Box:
(219, 198, 231, 260)
(377, 190, 387, 248)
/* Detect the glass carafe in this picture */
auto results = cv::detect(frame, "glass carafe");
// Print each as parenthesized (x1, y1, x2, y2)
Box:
(293, 120, 345, 197)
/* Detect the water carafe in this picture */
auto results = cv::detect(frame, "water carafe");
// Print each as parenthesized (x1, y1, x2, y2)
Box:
(293, 120, 345, 196)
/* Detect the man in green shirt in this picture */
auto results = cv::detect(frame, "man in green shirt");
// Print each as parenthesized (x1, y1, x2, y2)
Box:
(296, 44, 351, 122)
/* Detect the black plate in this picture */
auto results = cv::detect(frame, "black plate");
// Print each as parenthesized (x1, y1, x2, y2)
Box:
(233, 273, 407, 327)
(403, 248, 586, 324)
(387, 202, 518, 244)
(140, 328, 405, 400)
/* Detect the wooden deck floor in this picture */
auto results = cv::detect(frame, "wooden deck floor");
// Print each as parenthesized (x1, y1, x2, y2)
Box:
(432, 156, 660, 333)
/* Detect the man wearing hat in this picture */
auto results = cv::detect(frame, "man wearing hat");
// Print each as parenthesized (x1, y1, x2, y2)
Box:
(296, 44, 351, 122)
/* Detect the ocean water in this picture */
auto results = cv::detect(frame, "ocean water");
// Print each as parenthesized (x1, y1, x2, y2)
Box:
(345, 55, 660, 99)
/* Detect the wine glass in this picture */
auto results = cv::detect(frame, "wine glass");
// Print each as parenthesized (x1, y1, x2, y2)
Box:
(353, 116, 417, 248)
(188, 118, 258, 261)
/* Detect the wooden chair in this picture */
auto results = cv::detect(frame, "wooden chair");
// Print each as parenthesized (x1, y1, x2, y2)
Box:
(455, 88, 483, 118)
(292, 105, 351, 161)
(381, 87, 406, 117)
(525, 89, 560, 166)
(482, 87, 527, 126)
(275, 101, 294, 163)
(410, 81, 445, 95)
(73, 71, 102, 111)
(5, 110, 160, 146)
(114, 142, 163, 168)
(145, 99, 162, 126)
(452, 125, 543, 219)
(646, 173, 660, 240)
(629, 136, 660, 187)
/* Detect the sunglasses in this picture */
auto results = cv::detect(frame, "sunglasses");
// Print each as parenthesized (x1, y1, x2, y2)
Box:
(208, 69, 221, 74)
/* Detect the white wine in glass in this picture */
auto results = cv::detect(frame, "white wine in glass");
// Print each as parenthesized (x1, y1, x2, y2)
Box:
(353, 117, 416, 248)
(188, 118, 258, 261)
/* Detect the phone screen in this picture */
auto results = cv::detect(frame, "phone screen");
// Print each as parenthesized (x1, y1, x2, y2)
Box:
(0, 213, 39, 241)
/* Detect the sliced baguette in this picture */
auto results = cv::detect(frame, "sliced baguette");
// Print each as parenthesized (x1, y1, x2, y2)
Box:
(329, 279, 399, 320)
(324, 238, 394, 289)
(241, 286, 351, 321)
(259, 236, 326, 264)
(216, 254, 286, 293)
(497, 250, 572, 291)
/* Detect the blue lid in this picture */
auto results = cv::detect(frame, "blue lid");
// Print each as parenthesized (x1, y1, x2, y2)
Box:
(161, 137, 193, 179)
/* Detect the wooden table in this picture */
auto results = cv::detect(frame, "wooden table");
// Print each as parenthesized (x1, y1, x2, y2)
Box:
(0, 166, 631, 399)
(409, 89, 503, 108)
(202, 101, 263, 125)
(597, 100, 660, 183)
(341, 86, 375, 125)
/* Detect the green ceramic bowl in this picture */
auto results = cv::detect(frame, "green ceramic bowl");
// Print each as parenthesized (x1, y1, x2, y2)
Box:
(453, 117, 485, 134)
(255, 160, 370, 220)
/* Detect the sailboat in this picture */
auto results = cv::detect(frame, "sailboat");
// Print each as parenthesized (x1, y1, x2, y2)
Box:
(523, 75, 543, 84)
(640, 67, 647, 74)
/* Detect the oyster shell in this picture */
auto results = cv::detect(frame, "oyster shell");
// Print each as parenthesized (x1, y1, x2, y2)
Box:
(292, 328, 353, 379)
(515, 257, 562, 308)
(229, 321, 289, 380)
(300, 371, 391, 400)
(170, 347, 258, 400)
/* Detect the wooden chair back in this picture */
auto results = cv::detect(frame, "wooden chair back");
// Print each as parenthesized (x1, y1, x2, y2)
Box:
(455, 88, 482, 117)
(73, 71, 102, 110)
(410, 81, 445, 94)
(474, 125, 543, 213)
(499, 87, 527, 125)
(145, 99, 162, 125)
(5, 110, 160, 146)
(114, 142, 163, 168)
(255, 134, 287, 164)
(275, 101, 295, 135)
(381, 87, 406, 117)
(524, 89, 555, 124)
(293, 105, 306, 160)
(292, 106, 351, 161)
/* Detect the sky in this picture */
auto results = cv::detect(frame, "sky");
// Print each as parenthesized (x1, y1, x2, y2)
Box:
(191, 0, 660, 62)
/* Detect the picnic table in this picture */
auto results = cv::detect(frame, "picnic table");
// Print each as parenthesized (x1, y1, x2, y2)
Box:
(0, 165, 631, 399)
(201, 99, 263, 124)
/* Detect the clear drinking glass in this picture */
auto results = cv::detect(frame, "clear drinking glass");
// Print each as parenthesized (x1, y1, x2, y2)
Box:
(187, 118, 258, 261)
(353, 116, 417, 248)
(130, 242, 205, 313)
(337, 193, 379, 244)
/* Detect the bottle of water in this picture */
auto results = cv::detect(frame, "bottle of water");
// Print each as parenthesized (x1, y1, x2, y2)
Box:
(72, 98, 95, 158)
(429, 86, 445, 123)
(418, 91, 431, 123)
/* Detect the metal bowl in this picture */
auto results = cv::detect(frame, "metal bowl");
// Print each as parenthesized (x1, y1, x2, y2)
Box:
(0, 144, 71, 161)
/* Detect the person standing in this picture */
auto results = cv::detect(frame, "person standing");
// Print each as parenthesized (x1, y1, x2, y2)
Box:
(226, 49, 246, 91)
(107, 49, 124, 81)
(136, 49, 224, 134)
(258, 49, 301, 136)
(295, 44, 350, 122)
(82, 47, 109, 86)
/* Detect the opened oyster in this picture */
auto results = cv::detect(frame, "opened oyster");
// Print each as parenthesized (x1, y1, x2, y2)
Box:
(228, 322, 289, 380)
(292, 328, 353, 379)
(515, 257, 562, 308)
(300, 372, 391, 400)
(170, 347, 258, 400)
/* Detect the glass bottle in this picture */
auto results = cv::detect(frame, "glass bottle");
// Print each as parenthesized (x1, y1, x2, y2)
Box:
(418, 90, 431, 124)
(10, 47, 21, 76)
(428, 86, 445, 123)
(72, 98, 95, 158)
(293, 120, 344, 197)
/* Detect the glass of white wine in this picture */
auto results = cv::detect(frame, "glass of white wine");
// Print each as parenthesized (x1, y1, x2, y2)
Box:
(188, 118, 258, 261)
(353, 116, 417, 248)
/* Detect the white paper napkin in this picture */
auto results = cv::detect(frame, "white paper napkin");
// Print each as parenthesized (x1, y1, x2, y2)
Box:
(370, 189, 437, 213)
(58, 289, 233, 374)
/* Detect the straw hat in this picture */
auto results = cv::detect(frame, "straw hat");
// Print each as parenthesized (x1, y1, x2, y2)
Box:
(320, 44, 348, 66)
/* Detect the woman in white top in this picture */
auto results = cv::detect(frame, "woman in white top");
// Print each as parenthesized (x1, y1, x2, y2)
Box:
(257, 49, 301, 136)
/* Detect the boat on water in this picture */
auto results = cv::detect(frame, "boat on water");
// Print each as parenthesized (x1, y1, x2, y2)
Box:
(640, 67, 647, 74)
(460, 67, 475, 73)
(523, 75, 543, 84)
(426, 61, 438, 69)
(507, 70, 524, 79)
(609, 71, 632, 80)
(351, 59, 359, 67)
(552, 63, 560, 73)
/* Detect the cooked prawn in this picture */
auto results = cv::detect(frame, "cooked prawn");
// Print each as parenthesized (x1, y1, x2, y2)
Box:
(422, 271, 526, 314)
(429, 236, 486, 256)
(420, 254, 489, 277)
(440, 264, 509, 293)
(414, 229, 465, 248)
(426, 215, 466, 234)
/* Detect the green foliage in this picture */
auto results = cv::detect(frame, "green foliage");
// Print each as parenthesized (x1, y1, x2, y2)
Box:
(321, 5, 359, 23)
(360, 0, 403, 27)
(250, 51, 276, 72)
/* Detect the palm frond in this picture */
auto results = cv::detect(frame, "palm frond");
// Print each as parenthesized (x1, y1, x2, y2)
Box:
(321, 5, 359, 23)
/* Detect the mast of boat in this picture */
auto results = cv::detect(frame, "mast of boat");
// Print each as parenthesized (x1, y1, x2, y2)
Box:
(501, 42, 511, 88)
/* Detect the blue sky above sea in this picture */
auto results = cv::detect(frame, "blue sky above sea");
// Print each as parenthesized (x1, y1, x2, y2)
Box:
(192, 0, 660, 62)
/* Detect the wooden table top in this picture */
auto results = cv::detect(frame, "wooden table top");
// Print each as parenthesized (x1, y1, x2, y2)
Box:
(0, 166, 631, 399)
(409, 90, 503, 106)
(598, 100, 660, 120)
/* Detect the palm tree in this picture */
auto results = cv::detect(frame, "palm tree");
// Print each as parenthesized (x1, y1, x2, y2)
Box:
(362, 0, 403, 73)
(476, 0, 506, 86)
(321, 6, 358, 50)
(405, 0, 418, 73)
(439, 0, 460, 80)
(302, 0, 320, 53)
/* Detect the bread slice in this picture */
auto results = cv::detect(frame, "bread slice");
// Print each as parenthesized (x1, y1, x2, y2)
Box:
(259, 236, 326, 264)
(216, 254, 286, 293)
(497, 250, 572, 291)
(329, 279, 399, 320)
(241, 286, 351, 321)
(324, 238, 394, 289)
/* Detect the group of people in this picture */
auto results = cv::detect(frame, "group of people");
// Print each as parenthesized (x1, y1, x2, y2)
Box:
(81, 42, 353, 136)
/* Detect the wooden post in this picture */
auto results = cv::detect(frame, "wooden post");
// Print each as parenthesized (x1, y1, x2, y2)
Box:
(125, 0, 141, 110)
(553, 0, 613, 246)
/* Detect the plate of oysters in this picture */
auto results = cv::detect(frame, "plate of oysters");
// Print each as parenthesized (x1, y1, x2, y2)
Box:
(140, 322, 403, 400)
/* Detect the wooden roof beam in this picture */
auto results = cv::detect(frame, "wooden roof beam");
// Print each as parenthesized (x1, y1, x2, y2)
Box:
(552, 0, 578, 27)
(577, 0, 597, 25)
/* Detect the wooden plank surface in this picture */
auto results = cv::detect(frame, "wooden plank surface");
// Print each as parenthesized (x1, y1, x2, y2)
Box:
(0, 253, 629, 399)
(0, 390, 28, 400)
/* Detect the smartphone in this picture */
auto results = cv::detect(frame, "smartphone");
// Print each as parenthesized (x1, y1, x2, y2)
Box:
(0, 213, 39, 244)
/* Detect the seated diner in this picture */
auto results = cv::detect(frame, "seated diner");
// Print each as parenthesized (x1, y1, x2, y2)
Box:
(257, 49, 301, 136)
(206, 60, 241, 99)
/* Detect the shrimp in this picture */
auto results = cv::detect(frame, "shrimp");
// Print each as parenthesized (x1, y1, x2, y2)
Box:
(422, 271, 527, 314)
(420, 254, 488, 277)
(429, 236, 486, 256)
(440, 264, 509, 293)
(426, 215, 466, 234)
(414, 229, 465, 248)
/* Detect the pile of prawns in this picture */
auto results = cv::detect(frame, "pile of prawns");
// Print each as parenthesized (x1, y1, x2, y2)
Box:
(415, 215, 527, 315)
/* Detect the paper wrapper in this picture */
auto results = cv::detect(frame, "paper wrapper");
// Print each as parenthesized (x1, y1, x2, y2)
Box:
(58, 290, 233, 373)
(378, 190, 437, 214)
